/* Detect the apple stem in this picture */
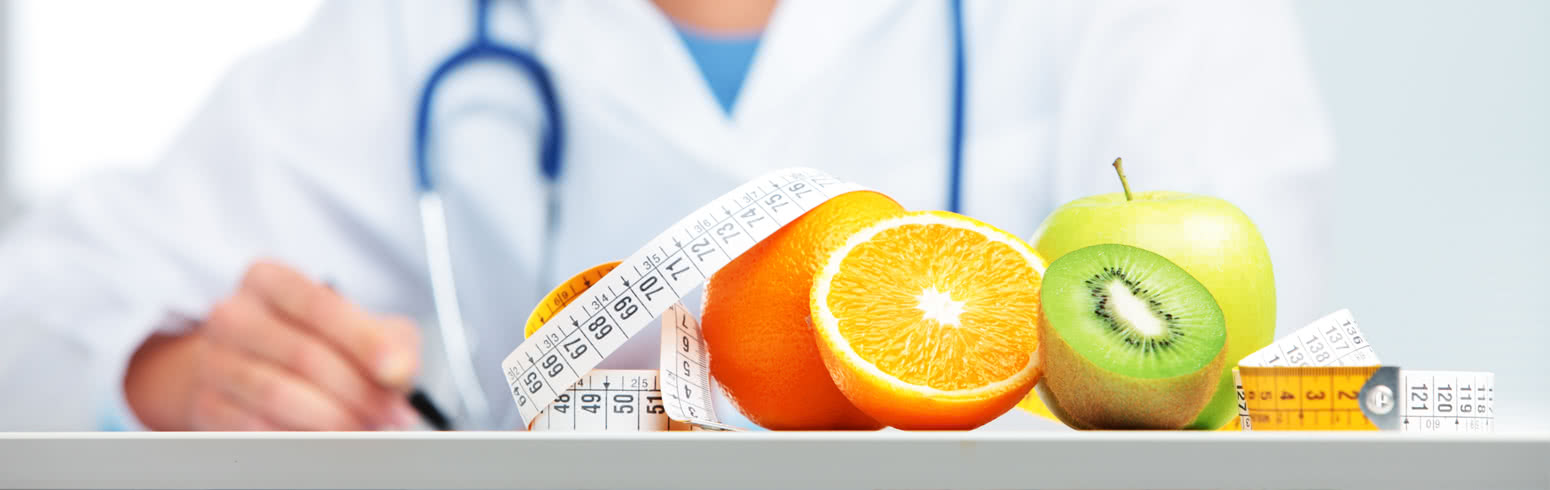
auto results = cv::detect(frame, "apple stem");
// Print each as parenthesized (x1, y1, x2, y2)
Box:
(1112, 158, 1133, 202)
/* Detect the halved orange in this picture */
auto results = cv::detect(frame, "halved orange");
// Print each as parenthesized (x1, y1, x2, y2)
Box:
(810, 211, 1045, 430)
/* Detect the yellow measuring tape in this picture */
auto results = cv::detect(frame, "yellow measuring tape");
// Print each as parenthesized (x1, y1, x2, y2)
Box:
(524, 262, 621, 339)
(1240, 365, 1384, 430)
(1235, 310, 1495, 432)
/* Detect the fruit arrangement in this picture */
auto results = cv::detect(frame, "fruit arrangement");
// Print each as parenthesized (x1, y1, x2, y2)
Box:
(701, 159, 1273, 430)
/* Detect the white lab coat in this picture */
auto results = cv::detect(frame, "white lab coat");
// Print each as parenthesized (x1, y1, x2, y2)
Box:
(0, 0, 1332, 430)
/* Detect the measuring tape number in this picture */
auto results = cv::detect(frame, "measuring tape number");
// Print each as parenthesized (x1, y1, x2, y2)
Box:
(504, 168, 866, 429)
(1240, 366, 1495, 432)
(527, 370, 673, 431)
(1235, 310, 1495, 431)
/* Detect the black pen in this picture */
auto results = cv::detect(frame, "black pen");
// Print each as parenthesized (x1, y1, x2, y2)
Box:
(409, 389, 452, 430)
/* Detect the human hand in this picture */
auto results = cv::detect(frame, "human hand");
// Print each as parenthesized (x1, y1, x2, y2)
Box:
(125, 260, 421, 430)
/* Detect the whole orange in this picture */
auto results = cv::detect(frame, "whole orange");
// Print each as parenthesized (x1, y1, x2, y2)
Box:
(701, 190, 903, 430)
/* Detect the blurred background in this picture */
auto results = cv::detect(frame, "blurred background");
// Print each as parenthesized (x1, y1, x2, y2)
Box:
(1, 1, 1546, 429)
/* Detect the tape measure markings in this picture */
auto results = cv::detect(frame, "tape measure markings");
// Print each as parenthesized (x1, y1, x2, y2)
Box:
(1238, 309, 1379, 369)
(529, 265, 612, 328)
(1240, 366, 1380, 430)
(1234, 310, 1497, 432)
(661, 306, 710, 417)
(505, 169, 866, 426)
(1398, 370, 1494, 432)
(1234, 309, 1383, 430)
(1238, 365, 1496, 432)
(530, 370, 671, 432)
(521, 264, 730, 431)
(658, 303, 731, 429)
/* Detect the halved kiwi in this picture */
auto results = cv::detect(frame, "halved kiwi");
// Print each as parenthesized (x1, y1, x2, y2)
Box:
(1037, 243, 1227, 430)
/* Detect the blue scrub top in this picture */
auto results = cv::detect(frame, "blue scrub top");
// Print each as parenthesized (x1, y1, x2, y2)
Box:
(672, 23, 763, 114)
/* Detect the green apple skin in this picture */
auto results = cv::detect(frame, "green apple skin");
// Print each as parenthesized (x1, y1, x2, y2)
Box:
(1030, 190, 1274, 430)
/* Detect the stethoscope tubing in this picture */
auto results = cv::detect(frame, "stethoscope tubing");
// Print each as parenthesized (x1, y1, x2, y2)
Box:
(411, 0, 567, 429)
(946, 0, 966, 214)
(414, 0, 565, 192)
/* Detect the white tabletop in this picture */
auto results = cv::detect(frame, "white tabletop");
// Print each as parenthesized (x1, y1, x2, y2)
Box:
(1, 430, 1546, 489)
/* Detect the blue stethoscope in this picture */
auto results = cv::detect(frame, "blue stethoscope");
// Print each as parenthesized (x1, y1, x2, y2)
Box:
(411, 0, 967, 429)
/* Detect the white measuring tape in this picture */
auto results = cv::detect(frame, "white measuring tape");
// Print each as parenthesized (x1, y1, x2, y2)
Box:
(522, 304, 724, 431)
(527, 370, 673, 431)
(1234, 309, 1495, 431)
(504, 168, 866, 430)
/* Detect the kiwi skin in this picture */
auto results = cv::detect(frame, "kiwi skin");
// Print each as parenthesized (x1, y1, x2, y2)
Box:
(1034, 382, 1093, 430)
(1038, 307, 1226, 430)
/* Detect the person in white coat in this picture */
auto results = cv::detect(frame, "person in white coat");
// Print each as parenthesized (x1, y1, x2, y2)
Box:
(0, 0, 1332, 431)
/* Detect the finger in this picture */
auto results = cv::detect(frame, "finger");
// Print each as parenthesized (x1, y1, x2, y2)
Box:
(205, 295, 417, 429)
(376, 316, 426, 429)
(198, 341, 365, 431)
(240, 260, 415, 387)
(379, 315, 424, 384)
(188, 389, 276, 431)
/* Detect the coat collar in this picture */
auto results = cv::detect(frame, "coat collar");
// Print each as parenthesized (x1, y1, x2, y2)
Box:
(533, 0, 905, 173)
(735, 1, 908, 131)
(395, 0, 908, 176)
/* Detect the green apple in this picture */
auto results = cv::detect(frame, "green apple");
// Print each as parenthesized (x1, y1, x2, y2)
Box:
(1028, 159, 1275, 430)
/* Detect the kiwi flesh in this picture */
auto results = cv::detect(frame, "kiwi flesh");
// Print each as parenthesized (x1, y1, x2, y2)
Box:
(1038, 243, 1227, 430)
